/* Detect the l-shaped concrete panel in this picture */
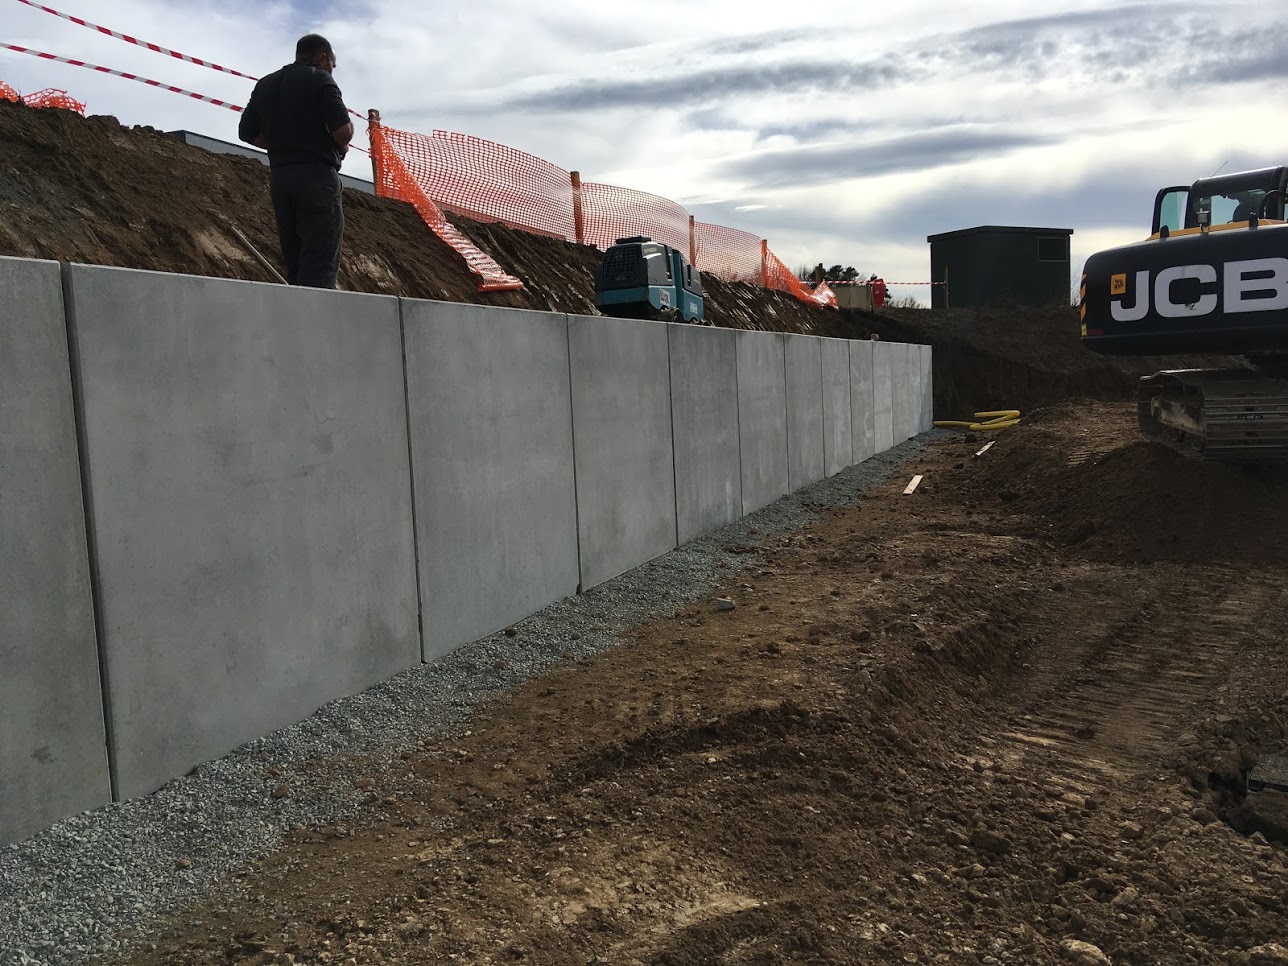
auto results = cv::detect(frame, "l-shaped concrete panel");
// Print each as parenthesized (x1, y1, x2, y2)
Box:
(568, 314, 678, 590)
(849, 340, 876, 464)
(65, 266, 422, 799)
(822, 338, 853, 477)
(735, 331, 790, 514)
(0, 257, 110, 845)
(402, 301, 580, 660)
(669, 324, 743, 544)
(785, 336, 826, 491)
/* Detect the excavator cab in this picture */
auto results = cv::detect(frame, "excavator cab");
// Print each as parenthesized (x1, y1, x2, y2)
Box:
(1151, 167, 1288, 236)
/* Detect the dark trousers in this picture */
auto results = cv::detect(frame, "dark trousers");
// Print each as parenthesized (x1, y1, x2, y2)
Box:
(269, 162, 343, 288)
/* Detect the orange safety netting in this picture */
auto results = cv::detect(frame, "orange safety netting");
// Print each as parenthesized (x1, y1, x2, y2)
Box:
(580, 181, 690, 254)
(2, 80, 86, 113)
(379, 125, 574, 243)
(368, 117, 835, 307)
(23, 87, 85, 113)
(368, 120, 524, 292)
(692, 222, 761, 285)
(764, 248, 838, 307)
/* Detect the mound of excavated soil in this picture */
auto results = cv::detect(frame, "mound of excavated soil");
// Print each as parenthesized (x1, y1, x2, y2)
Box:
(0, 100, 826, 333)
(960, 401, 1288, 566)
(827, 306, 1244, 417)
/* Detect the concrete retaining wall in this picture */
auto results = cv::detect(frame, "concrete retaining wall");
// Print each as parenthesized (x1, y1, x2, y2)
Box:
(735, 331, 790, 514)
(568, 314, 677, 590)
(849, 340, 876, 464)
(0, 253, 934, 841)
(920, 345, 935, 431)
(785, 336, 825, 491)
(822, 338, 853, 477)
(65, 266, 421, 799)
(0, 258, 111, 845)
(402, 301, 580, 660)
(872, 342, 895, 453)
(669, 324, 743, 545)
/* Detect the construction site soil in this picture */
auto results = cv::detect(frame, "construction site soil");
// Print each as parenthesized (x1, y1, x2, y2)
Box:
(6, 101, 1288, 964)
(108, 402, 1288, 966)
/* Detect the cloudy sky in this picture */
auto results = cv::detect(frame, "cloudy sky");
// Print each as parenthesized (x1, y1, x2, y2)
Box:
(4, 0, 1288, 301)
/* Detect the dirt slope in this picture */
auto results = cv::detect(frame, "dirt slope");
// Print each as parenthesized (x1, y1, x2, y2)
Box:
(3, 99, 1237, 410)
(113, 403, 1288, 966)
(0, 101, 825, 333)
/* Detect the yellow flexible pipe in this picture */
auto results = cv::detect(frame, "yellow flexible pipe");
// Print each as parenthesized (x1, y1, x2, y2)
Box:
(933, 409, 1022, 431)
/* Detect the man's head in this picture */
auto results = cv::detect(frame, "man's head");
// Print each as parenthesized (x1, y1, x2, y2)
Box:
(296, 34, 336, 73)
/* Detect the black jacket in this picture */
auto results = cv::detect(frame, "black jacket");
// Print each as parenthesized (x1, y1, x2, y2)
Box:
(239, 62, 350, 170)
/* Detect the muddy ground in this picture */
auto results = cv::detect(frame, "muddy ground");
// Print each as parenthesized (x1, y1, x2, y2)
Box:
(109, 403, 1288, 966)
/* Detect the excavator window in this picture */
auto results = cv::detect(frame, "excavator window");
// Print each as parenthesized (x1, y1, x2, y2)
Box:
(1156, 189, 1187, 234)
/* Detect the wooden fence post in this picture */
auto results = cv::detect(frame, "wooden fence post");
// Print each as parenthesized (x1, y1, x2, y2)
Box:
(367, 109, 382, 192)
(571, 170, 586, 246)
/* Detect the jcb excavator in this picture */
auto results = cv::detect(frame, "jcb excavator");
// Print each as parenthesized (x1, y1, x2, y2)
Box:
(1080, 166, 1288, 461)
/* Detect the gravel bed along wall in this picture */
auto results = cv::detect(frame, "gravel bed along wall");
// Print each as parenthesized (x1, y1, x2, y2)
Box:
(0, 434, 939, 966)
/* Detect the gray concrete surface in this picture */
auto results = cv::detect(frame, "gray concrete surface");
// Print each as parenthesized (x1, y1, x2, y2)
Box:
(785, 335, 826, 490)
(849, 340, 876, 463)
(905, 343, 923, 443)
(568, 314, 677, 590)
(821, 338, 853, 477)
(735, 331, 790, 514)
(0, 257, 110, 845)
(873, 341, 895, 453)
(668, 324, 742, 545)
(65, 266, 421, 800)
(402, 301, 580, 661)
(890, 342, 913, 444)
(921, 345, 935, 431)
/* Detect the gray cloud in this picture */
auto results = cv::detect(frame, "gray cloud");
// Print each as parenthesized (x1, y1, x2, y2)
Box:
(723, 127, 1053, 189)
(503, 57, 912, 113)
(692, 149, 1270, 266)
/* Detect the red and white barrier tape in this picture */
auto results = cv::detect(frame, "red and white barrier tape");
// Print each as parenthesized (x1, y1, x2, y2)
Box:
(10, 0, 365, 120)
(1, 44, 243, 109)
(1, 43, 371, 153)
(12, 0, 259, 80)
(830, 280, 947, 286)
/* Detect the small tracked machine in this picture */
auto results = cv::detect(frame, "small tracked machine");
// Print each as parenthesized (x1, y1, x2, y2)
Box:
(594, 236, 705, 323)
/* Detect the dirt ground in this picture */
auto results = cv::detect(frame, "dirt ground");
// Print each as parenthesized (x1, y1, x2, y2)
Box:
(110, 403, 1288, 966)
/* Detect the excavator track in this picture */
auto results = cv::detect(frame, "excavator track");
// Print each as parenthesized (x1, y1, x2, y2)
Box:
(1137, 369, 1288, 462)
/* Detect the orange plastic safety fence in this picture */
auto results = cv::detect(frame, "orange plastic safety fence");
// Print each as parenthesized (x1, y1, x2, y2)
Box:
(369, 121, 524, 292)
(369, 119, 833, 308)
(580, 181, 689, 254)
(0, 80, 19, 103)
(692, 222, 761, 284)
(764, 248, 838, 308)
(23, 87, 85, 113)
(379, 125, 574, 242)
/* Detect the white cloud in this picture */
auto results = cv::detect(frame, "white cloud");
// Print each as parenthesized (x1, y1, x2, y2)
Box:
(2, 0, 1286, 290)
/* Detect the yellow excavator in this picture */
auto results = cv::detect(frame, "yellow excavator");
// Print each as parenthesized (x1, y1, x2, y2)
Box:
(1080, 166, 1288, 461)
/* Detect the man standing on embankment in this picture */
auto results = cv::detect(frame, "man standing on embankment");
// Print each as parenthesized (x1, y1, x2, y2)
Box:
(239, 34, 354, 289)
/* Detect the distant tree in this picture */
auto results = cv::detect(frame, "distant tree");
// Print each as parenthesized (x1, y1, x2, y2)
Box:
(799, 263, 864, 283)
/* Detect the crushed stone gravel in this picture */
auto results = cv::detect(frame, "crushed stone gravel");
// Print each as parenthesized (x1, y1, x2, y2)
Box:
(0, 434, 940, 966)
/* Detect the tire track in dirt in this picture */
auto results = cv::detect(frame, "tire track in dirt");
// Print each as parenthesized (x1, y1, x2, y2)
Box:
(989, 568, 1272, 801)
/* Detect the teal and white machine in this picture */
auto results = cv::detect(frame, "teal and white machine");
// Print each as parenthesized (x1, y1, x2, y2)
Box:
(594, 236, 705, 323)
